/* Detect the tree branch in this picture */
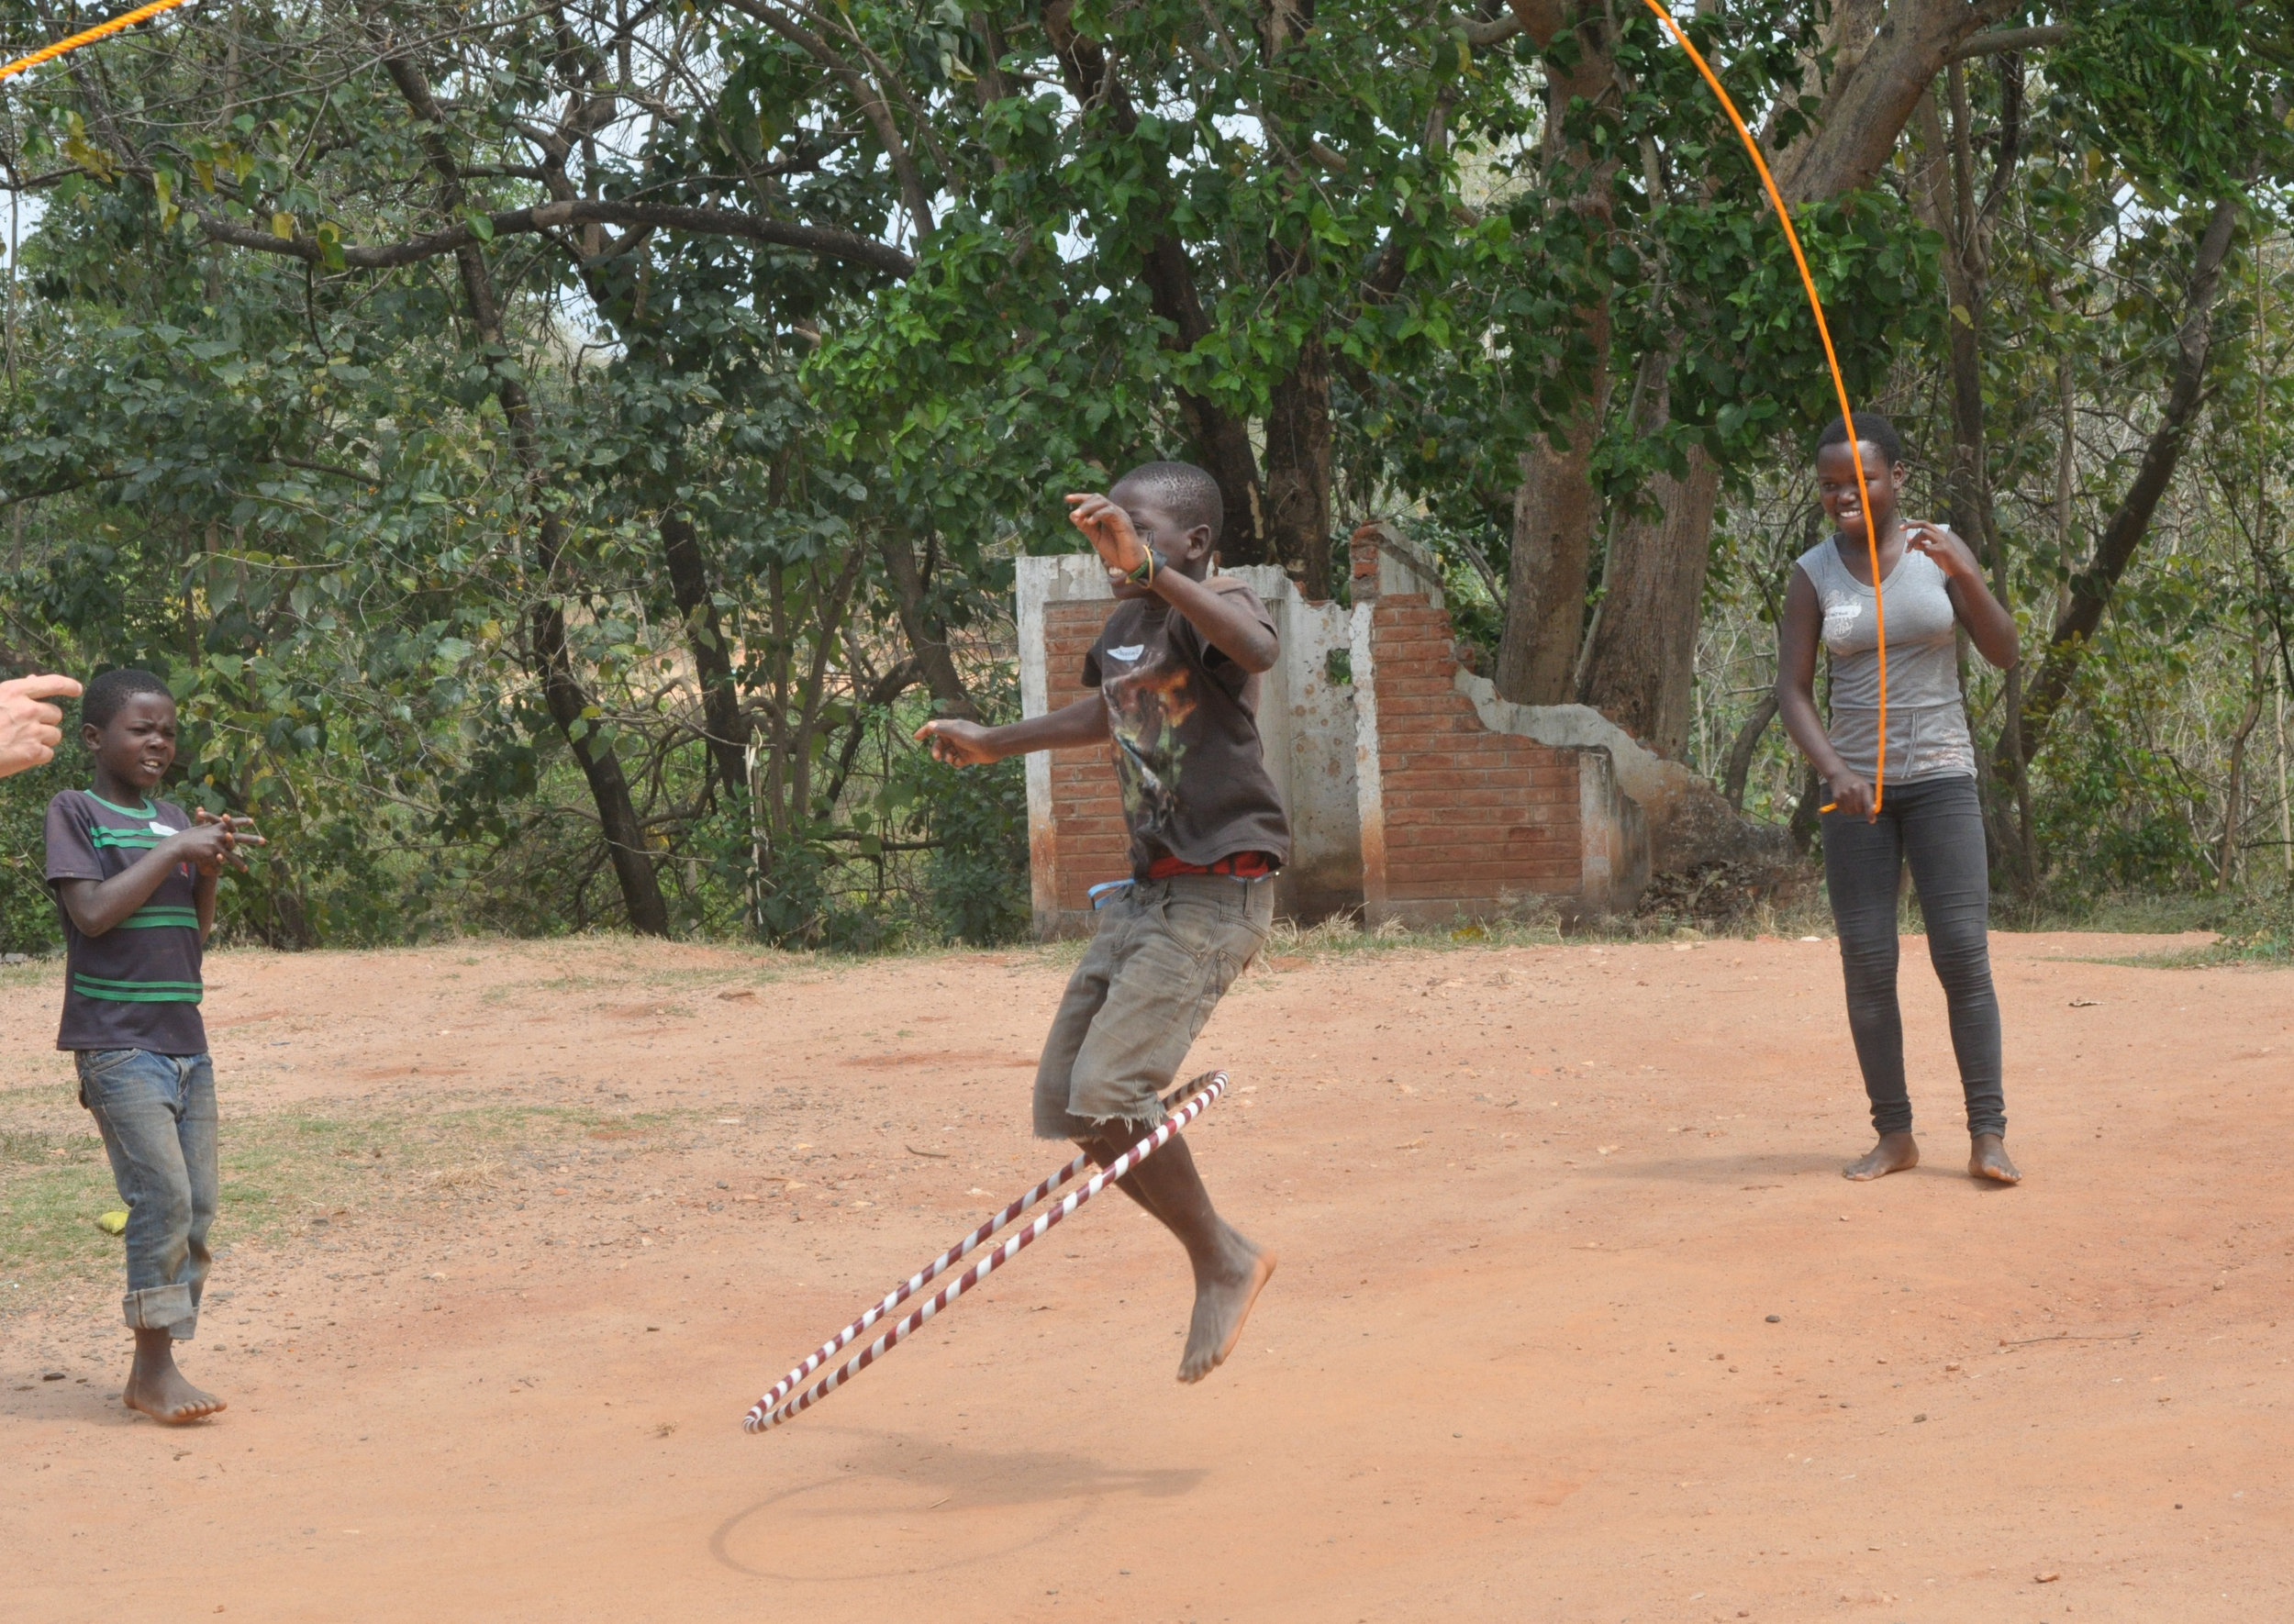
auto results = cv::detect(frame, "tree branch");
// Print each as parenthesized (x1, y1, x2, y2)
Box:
(182, 194, 914, 277)
(1949, 24, 2067, 61)
(2017, 192, 2247, 763)
(712, 0, 935, 239)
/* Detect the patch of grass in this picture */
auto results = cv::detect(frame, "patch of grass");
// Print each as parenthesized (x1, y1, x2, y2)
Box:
(2078, 932, 2294, 971)
(1253, 889, 1846, 962)
(2047, 887, 2294, 969)
(1, 1099, 686, 1296)
(2, 1122, 120, 1289)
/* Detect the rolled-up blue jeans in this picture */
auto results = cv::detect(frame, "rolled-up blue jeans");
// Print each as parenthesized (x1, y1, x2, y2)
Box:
(75, 1048, 217, 1338)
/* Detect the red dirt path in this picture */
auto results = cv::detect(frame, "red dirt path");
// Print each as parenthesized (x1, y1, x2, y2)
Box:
(5, 930, 2291, 1621)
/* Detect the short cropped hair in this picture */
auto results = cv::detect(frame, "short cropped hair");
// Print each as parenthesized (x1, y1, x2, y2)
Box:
(82, 668, 174, 730)
(1113, 461, 1223, 546)
(1817, 411, 1906, 466)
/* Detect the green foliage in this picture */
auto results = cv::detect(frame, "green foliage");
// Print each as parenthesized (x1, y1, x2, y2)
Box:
(2054, 0, 2293, 201)
(0, 752, 74, 957)
(0, 0, 2283, 951)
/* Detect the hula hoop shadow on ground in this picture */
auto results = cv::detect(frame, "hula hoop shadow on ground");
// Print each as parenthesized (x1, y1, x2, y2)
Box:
(708, 1433, 1205, 1582)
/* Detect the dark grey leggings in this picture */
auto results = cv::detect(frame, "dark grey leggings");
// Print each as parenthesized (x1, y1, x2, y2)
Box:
(1820, 774, 2005, 1139)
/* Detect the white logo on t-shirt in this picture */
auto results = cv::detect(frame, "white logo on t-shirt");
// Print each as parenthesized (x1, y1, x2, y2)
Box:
(149, 820, 180, 837)
(1106, 644, 1145, 663)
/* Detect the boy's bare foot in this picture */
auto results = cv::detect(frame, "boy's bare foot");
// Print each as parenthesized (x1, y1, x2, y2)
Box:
(1843, 1131, 1919, 1181)
(1969, 1133, 2021, 1185)
(1179, 1240, 1275, 1384)
(124, 1329, 225, 1424)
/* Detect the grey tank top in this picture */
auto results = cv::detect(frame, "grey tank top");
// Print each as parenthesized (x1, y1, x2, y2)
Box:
(1795, 536, 1974, 784)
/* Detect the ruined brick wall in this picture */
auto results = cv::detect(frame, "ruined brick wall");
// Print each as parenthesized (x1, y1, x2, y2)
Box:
(1037, 598, 1130, 915)
(1357, 590, 1586, 919)
(1018, 546, 1640, 938)
(1350, 528, 1645, 925)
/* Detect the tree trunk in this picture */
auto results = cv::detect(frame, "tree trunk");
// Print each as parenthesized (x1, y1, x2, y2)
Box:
(1774, 0, 2025, 206)
(1498, 417, 1604, 703)
(2219, 640, 2266, 891)
(1264, 330, 1333, 597)
(1494, 0, 1616, 703)
(1788, 759, 1823, 854)
(2016, 192, 2244, 765)
(877, 528, 978, 718)
(380, 48, 671, 936)
(1914, 82, 1993, 550)
(660, 510, 751, 801)
(1041, 0, 1269, 563)
(1721, 690, 1779, 811)
(1578, 444, 1721, 754)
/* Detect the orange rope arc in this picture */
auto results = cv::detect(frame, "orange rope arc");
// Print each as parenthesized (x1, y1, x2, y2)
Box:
(0, 0, 195, 84)
(1635, 0, 1887, 815)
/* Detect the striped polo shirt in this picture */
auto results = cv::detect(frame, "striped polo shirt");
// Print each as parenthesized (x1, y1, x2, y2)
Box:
(43, 789, 207, 1054)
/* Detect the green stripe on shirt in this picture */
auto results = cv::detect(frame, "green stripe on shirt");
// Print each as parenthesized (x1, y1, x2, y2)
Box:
(118, 907, 199, 929)
(72, 973, 203, 1004)
(89, 829, 166, 850)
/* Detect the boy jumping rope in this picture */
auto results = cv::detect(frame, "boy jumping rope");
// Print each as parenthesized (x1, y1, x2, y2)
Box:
(47, 669, 261, 1424)
(919, 461, 1282, 1382)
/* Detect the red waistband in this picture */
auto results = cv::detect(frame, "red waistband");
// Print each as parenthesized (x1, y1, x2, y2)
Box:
(1143, 851, 1275, 880)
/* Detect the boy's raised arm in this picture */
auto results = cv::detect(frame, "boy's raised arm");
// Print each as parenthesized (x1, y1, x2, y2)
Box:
(1066, 493, 1276, 673)
(1147, 569, 1277, 673)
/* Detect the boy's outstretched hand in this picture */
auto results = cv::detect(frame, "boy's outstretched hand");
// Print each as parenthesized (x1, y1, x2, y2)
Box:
(1066, 493, 1148, 581)
(915, 718, 997, 767)
(183, 807, 264, 875)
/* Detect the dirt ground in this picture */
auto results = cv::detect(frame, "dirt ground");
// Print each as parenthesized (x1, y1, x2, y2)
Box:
(4, 927, 2290, 1622)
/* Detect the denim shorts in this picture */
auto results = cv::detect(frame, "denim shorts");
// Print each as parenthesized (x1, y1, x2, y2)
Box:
(76, 1048, 217, 1338)
(1032, 873, 1274, 1140)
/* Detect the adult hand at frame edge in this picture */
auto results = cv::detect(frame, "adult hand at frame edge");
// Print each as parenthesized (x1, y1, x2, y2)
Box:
(0, 673, 83, 777)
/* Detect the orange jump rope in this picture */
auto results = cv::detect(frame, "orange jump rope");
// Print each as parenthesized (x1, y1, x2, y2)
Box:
(0, 0, 195, 83)
(1635, 0, 1887, 814)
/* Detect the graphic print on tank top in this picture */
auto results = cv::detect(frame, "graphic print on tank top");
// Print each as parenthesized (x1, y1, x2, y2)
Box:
(1097, 638, 1195, 850)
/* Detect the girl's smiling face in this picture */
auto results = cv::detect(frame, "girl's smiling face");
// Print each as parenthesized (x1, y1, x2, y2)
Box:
(1816, 439, 1909, 545)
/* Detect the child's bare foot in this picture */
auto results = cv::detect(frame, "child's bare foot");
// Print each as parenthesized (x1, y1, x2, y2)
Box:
(1843, 1131, 1919, 1181)
(1969, 1133, 2021, 1185)
(124, 1329, 225, 1424)
(1178, 1239, 1275, 1384)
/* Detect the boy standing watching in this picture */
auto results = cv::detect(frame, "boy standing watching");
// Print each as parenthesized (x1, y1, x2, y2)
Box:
(919, 461, 1282, 1382)
(46, 669, 261, 1424)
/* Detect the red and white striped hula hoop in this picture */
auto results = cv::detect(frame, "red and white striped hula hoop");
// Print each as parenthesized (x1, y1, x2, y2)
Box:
(749, 1148, 1093, 1419)
(743, 1070, 1228, 1432)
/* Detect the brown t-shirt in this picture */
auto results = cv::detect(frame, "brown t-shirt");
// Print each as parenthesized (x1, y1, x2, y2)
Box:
(1082, 581, 1291, 878)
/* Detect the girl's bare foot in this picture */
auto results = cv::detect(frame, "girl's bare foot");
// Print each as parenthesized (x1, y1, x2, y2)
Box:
(123, 1329, 225, 1424)
(1843, 1131, 1919, 1181)
(1969, 1133, 2021, 1185)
